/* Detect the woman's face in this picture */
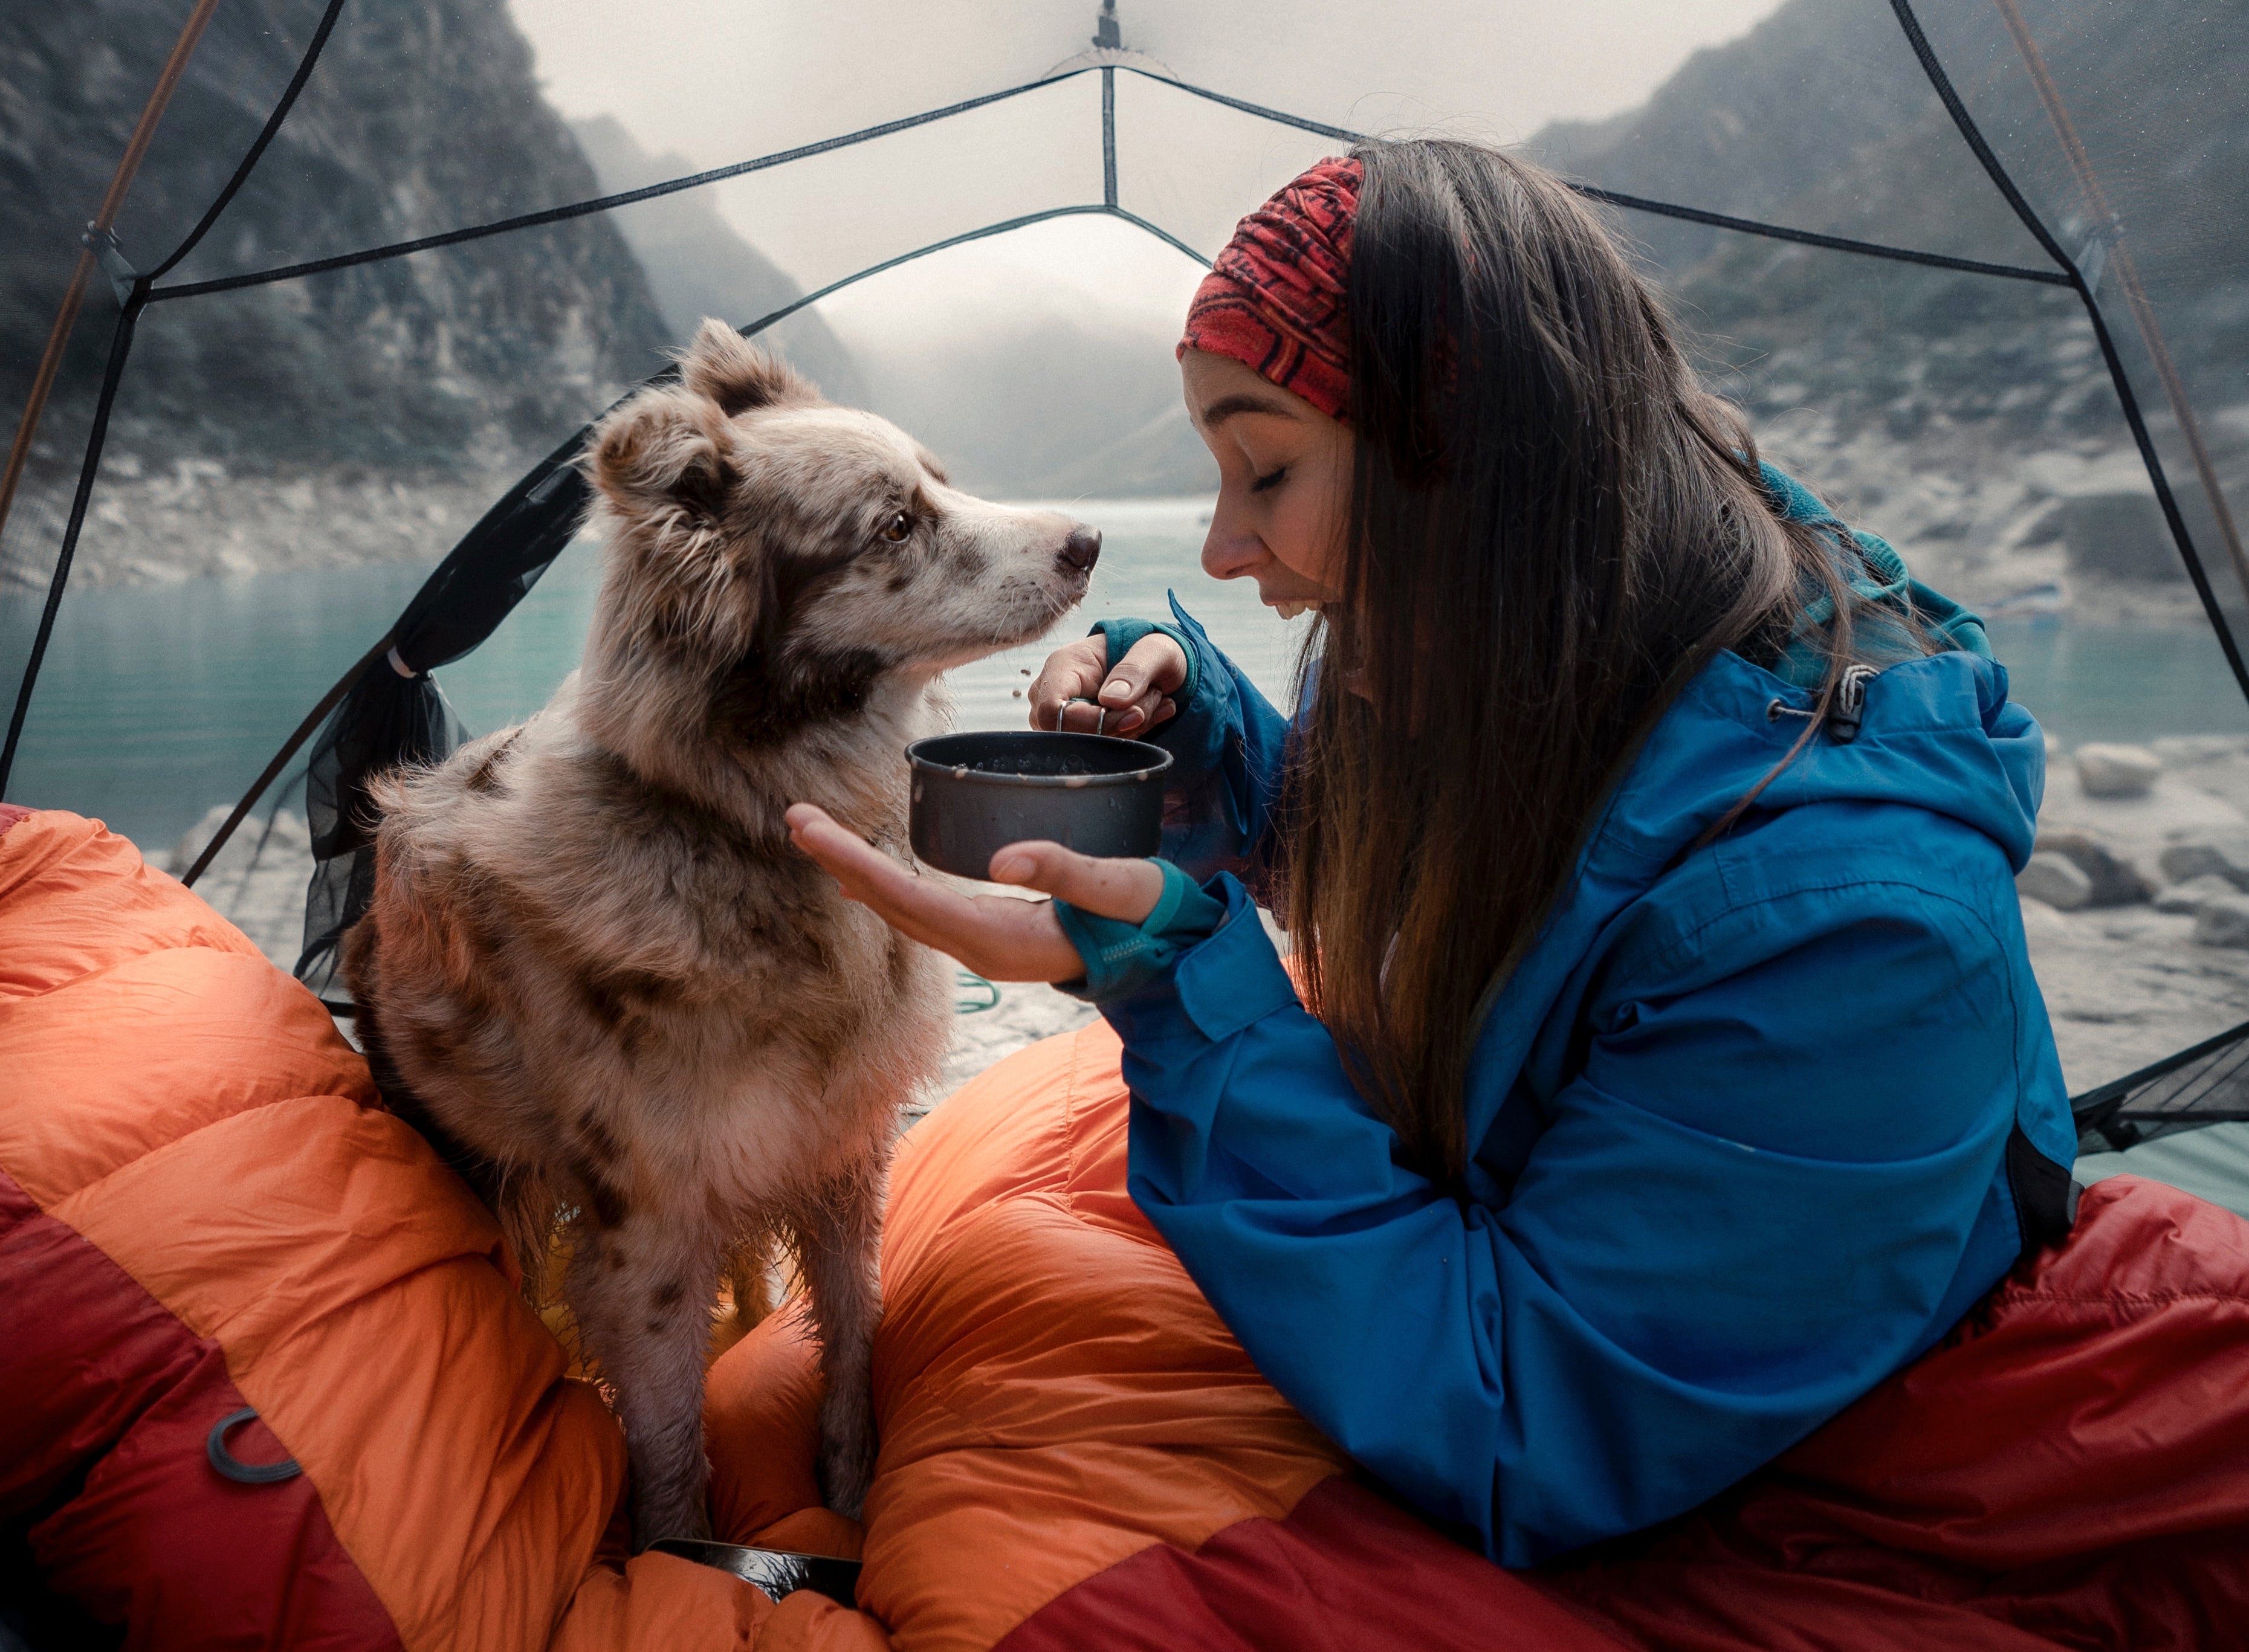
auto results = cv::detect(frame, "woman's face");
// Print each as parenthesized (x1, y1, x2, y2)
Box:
(1182, 348, 1351, 617)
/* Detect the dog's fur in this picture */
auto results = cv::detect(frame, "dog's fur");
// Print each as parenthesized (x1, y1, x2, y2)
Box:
(342, 320, 1096, 1546)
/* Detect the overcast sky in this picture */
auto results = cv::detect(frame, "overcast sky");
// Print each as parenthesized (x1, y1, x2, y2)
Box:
(509, 1, 1790, 355)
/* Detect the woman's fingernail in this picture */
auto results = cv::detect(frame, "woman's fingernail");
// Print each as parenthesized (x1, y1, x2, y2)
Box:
(991, 853, 1032, 882)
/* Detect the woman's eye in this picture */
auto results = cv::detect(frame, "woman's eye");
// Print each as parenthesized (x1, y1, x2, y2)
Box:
(879, 511, 913, 542)
(1250, 465, 1288, 495)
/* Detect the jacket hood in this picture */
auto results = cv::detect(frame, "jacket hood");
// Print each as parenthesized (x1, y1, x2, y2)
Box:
(1599, 645, 2044, 882)
(1460, 644, 2045, 1154)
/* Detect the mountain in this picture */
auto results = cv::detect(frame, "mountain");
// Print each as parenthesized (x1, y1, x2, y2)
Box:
(1, 0, 673, 583)
(1517, 0, 2248, 613)
(1526, 0, 2248, 437)
(568, 115, 868, 408)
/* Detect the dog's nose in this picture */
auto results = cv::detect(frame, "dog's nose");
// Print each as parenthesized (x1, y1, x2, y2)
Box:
(1058, 526, 1102, 573)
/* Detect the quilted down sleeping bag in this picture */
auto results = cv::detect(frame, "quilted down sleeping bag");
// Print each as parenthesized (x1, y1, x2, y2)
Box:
(6, 804, 2249, 1650)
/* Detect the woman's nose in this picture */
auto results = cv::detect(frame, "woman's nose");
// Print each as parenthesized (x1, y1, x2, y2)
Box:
(1200, 511, 1264, 582)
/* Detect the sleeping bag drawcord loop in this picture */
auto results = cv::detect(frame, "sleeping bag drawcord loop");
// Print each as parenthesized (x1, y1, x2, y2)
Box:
(206, 1407, 302, 1485)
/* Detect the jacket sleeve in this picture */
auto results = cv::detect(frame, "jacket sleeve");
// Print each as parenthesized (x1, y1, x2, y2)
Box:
(1096, 595, 1295, 891)
(1110, 870, 2024, 1566)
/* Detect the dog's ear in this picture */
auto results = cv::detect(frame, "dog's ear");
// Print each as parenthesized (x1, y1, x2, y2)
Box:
(587, 385, 738, 532)
(680, 318, 819, 417)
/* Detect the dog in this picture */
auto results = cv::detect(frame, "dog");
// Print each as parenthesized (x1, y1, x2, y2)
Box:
(342, 318, 1100, 1545)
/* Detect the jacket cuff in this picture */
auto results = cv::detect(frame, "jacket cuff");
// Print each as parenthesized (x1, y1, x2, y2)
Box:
(1101, 874, 1300, 1044)
(1051, 860, 1227, 1003)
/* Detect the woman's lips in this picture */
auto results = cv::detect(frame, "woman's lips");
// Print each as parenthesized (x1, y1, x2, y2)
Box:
(1269, 598, 1322, 620)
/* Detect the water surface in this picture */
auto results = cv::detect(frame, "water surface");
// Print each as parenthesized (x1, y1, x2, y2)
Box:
(9, 497, 2245, 852)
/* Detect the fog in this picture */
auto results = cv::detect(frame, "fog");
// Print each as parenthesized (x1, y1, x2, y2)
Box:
(508, 0, 1790, 363)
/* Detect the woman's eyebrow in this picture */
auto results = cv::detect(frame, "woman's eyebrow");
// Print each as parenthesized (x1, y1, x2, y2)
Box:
(1197, 392, 1299, 428)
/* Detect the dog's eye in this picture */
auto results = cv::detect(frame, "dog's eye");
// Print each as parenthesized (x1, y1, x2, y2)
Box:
(879, 511, 913, 543)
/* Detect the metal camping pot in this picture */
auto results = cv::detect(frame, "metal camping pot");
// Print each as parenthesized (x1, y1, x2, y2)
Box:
(905, 731, 1173, 879)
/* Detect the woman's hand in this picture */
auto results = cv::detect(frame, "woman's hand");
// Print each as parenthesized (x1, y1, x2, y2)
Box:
(1029, 632, 1189, 736)
(785, 804, 1165, 982)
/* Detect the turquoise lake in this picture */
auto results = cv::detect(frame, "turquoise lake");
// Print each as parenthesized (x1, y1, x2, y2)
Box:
(6, 494, 2247, 853)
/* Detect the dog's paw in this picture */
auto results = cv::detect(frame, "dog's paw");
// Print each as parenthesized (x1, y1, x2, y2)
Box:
(630, 1494, 714, 1554)
(817, 1428, 878, 1523)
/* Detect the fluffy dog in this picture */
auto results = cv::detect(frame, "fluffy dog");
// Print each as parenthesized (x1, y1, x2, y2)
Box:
(343, 319, 1100, 1545)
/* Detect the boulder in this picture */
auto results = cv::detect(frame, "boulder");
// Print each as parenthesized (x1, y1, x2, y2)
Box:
(2074, 743, 2163, 799)
(2017, 851, 2093, 911)
(2154, 874, 2240, 916)
(2060, 491, 2178, 584)
(2032, 828, 2154, 906)
(2193, 894, 2249, 949)
(2158, 836, 2249, 892)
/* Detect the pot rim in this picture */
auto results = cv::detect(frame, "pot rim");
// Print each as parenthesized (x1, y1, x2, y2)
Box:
(905, 732, 1174, 790)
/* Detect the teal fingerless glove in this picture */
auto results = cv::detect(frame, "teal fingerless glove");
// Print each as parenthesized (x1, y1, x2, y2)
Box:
(1087, 616, 1200, 706)
(1051, 857, 1228, 1003)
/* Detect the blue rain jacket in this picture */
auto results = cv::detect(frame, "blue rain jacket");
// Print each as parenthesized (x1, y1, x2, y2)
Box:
(1098, 487, 2075, 1567)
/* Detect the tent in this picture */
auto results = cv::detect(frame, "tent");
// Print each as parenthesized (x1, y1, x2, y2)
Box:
(2, 4, 2247, 1181)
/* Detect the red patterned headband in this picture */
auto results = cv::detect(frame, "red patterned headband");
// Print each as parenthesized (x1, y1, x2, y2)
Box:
(1177, 155, 1362, 424)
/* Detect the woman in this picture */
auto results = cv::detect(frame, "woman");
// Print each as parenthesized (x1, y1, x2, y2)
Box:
(786, 140, 2076, 1567)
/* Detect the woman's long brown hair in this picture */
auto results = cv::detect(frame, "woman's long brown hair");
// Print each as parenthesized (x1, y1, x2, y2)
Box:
(1281, 140, 1896, 1187)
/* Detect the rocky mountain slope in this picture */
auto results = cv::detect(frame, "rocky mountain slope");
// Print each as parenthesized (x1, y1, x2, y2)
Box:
(1526, 0, 2248, 613)
(1, 0, 672, 585)
(8, 1, 2240, 570)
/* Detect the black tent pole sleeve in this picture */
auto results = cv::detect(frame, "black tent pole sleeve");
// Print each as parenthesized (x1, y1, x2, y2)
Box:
(180, 629, 393, 888)
(732, 204, 1206, 337)
(146, 0, 352, 284)
(1117, 66, 2068, 286)
(144, 72, 1089, 305)
(1888, 0, 2249, 712)
(0, 294, 143, 798)
(146, 66, 2064, 306)
(1568, 184, 2068, 285)
(1102, 66, 1118, 208)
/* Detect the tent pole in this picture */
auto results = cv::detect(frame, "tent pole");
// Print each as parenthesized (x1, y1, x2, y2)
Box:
(1991, 0, 2249, 615)
(0, 0, 222, 569)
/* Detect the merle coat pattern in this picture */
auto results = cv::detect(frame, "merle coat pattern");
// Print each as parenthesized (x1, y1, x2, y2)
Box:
(343, 320, 1099, 1545)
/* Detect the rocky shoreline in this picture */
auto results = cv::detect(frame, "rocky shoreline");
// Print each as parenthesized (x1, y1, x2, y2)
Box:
(0, 462, 514, 590)
(2014, 734, 2249, 1086)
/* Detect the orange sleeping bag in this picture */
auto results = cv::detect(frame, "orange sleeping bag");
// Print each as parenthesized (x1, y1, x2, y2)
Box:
(0, 809, 768, 1649)
(8, 804, 2249, 1650)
